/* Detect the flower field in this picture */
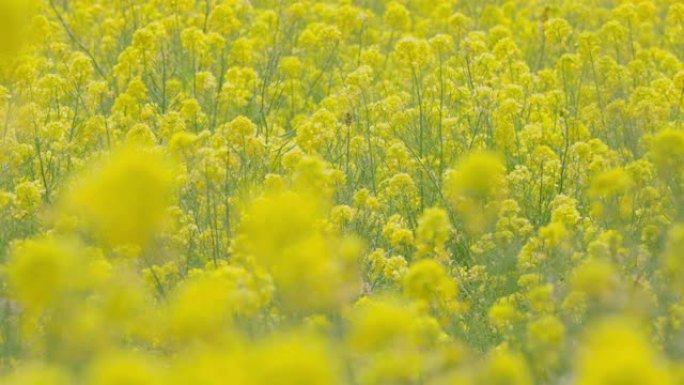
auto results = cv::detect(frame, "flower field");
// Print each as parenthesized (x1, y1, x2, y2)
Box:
(1, 0, 684, 383)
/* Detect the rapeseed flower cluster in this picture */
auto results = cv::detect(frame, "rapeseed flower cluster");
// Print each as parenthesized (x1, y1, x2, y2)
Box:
(1, 0, 684, 384)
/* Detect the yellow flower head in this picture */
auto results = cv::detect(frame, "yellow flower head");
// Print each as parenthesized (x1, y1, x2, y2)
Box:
(64, 146, 175, 248)
(482, 348, 533, 385)
(650, 128, 684, 175)
(237, 190, 359, 312)
(6, 237, 88, 311)
(590, 167, 632, 199)
(444, 151, 506, 201)
(403, 259, 457, 304)
(415, 207, 452, 248)
(576, 318, 673, 385)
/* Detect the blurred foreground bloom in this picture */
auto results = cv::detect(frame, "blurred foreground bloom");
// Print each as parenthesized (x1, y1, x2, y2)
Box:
(62, 147, 175, 248)
(576, 318, 672, 385)
(444, 151, 506, 234)
(6, 237, 89, 312)
(236, 190, 360, 312)
(0, 0, 37, 60)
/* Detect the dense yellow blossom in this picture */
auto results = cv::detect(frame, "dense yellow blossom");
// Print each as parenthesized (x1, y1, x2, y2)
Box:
(0, 0, 683, 383)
